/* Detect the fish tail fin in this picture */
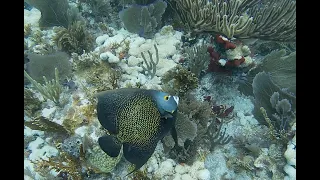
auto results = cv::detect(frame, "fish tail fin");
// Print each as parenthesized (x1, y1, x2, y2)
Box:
(123, 142, 156, 176)
(98, 135, 122, 157)
(125, 166, 140, 177)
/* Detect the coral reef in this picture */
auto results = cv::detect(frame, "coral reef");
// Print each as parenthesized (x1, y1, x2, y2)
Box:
(24, 68, 64, 106)
(25, 116, 69, 136)
(141, 44, 159, 79)
(93, 25, 181, 89)
(205, 34, 255, 76)
(61, 135, 83, 158)
(172, 0, 296, 41)
(177, 94, 213, 126)
(164, 93, 233, 165)
(62, 104, 94, 135)
(79, 0, 122, 28)
(283, 127, 296, 179)
(71, 51, 101, 71)
(53, 21, 94, 55)
(255, 50, 296, 94)
(252, 72, 296, 144)
(207, 119, 233, 151)
(172, 111, 198, 147)
(119, 0, 167, 38)
(161, 65, 198, 96)
(25, 51, 72, 84)
(32, 151, 83, 180)
(24, 0, 71, 28)
(76, 61, 122, 94)
(24, 24, 32, 37)
(184, 41, 210, 77)
(250, 40, 296, 56)
(24, 3, 296, 178)
(238, 49, 296, 97)
(24, 88, 42, 117)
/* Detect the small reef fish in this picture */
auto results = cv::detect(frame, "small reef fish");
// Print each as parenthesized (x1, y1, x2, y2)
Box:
(95, 88, 179, 174)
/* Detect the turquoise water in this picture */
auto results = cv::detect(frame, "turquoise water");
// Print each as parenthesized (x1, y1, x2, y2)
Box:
(24, 0, 296, 179)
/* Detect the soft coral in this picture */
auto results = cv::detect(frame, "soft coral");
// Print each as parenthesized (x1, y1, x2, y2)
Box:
(207, 45, 232, 74)
(207, 35, 246, 74)
(215, 34, 236, 50)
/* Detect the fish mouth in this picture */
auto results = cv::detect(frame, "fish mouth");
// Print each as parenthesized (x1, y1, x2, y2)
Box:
(163, 113, 174, 119)
(173, 96, 179, 105)
(165, 109, 176, 115)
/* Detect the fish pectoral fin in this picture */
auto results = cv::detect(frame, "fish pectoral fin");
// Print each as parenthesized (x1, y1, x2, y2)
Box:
(123, 142, 157, 175)
(171, 126, 178, 146)
(98, 135, 122, 157)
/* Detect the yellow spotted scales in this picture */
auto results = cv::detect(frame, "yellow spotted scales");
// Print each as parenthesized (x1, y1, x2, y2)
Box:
(117, 94, 160, 146)
(96, 88, 179, 174)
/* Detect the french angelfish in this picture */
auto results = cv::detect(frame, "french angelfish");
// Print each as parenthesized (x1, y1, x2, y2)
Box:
(95, 88, 179, 174)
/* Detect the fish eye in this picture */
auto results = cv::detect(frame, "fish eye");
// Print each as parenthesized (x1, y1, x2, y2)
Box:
(164, 95, 170, 101)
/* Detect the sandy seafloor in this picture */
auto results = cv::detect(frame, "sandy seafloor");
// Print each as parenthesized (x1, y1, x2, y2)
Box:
(24, 1, 296, 180)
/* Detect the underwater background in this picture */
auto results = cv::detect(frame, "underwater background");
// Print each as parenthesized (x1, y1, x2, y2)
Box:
(24, 0, 296, 179)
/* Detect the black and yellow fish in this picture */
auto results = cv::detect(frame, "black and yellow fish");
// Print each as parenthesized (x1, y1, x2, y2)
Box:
(95, 88, 179, 174)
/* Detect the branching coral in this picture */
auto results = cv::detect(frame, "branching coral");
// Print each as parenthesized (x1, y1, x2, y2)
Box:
(131, 170, 150, 180)
(108, 69, 122, 89)
(227, 137, 287, 178)
(31, 43, 57, 55)
(174, 111, 198, 147)
(29, 30, 45, 45)
(141, 44, 159, 79)
(253, 149, 286, 179)
(24, 68, 63, 106)
(24, 116, 69, 136)
(185, 42, 210, 77)
(32, 134, 120, 179)
(53, 21, 94, 55)
(165, 94, 215, 164)
(206, 119, 233, 151)
(260, 107, 295, 144)
(177, 94, 213, 126)
(171, 0, 296, 41)
(32, 151, 83, 179)
(252, 71, 296, 145)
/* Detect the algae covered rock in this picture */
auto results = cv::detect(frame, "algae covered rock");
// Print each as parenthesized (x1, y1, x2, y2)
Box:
(161, 64, 198, 96)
